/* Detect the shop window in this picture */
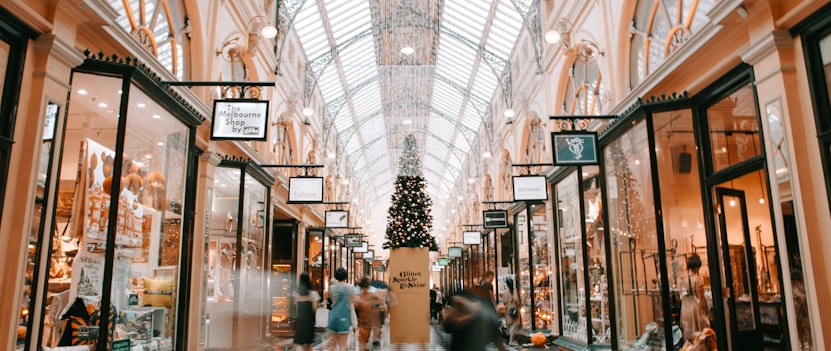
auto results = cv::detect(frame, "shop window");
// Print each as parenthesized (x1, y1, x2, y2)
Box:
(556, 172, 587, 342)
(708, 84, 762, 172)
(515, 204, 551, 332)
(40, 70, 193, 350)
(604, 120, 666, 349)
(629, 0, 715, 88)
(653, 108, 716, 346)
(554, 166, 608, 346)
(203, 163, 271, 348)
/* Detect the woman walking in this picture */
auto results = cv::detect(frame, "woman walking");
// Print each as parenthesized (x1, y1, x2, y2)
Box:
(353, 277, 386, 350)
(293, 272, 320, 351)
(327, 268, 355, 351)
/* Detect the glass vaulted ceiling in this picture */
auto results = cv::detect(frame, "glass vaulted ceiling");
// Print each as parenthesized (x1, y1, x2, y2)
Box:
(293, 0, 524, 205)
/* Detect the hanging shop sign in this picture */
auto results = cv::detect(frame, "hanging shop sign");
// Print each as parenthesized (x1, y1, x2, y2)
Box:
(287, 176, 324, 203)
(551, 131, 599, 165)
(363, 250, 375, 260)
(43, 102, 59, 141)
(353, 241, 369, 253)
(463, 231, 482, 245)
(438, 257, 449, 266)
(325, 210, 349, 228)
(512, 175, 548, 201)
(343, 233, 362, 247)
(448, 246, 462, 258)
(483, 210, 508, 228)
(211, 99, 269, 141)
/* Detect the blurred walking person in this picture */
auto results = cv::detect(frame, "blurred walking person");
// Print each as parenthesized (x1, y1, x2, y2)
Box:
(327, 268, 355, 351)
(353, 277, 386, 350)
(293, 272, 320, 351)
(443, 287, 506, 351)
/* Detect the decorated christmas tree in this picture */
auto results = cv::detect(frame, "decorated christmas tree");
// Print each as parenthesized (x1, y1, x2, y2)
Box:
(383, 134, 439, 250)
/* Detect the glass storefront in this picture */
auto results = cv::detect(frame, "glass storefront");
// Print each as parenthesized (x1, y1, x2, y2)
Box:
(203, 161, 271, 349)
(514, 203, 552, 334)
(605, 119, 667, 350)
(38, 61, 199, 350)
(553, 165, 608, 347)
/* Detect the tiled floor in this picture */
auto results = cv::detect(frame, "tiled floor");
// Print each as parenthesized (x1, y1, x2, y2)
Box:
(271, 319, 530, 351)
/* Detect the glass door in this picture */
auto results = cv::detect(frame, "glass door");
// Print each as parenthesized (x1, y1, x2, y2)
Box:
(715, 187, 762, 350)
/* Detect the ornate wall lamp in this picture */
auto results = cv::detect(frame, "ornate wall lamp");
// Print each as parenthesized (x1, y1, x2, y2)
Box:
(246, 16, 277, 53)
(544, 18, 573, 48)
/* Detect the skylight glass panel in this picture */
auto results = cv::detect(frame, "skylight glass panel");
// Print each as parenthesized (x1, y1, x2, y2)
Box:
(362, 121, 386, 142)
(318, 69, 345, 101)
(431, 82, 463, 116)
(353, 157, 367, 174)
(447, 153, 463, 171)
(328, 4, 371, 42)
(453, 135, 472, 152)
(436, 45, 476, 83)
(429, 116, 455, 141)
(461, 110, 481, 131)
(340, 38, 375, 66)
(351, 83, 381, 117)
(470, 67, 498, 100)
(333, 110, 354, 132)
(443, 0, 489, 41)
(294, 6, 329, 58)
(345, 133, 363, 155)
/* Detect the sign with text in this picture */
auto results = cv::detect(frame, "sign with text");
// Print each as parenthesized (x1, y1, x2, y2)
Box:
(287, 177, 323, 203)
(363, 250, 374, 260)
(211, 99, 269, 141)
(463, 231, 482, 245)
(552, 131, 599, 165)
(353, 241, 368, 253)
(448, 246, 462, 257)
(389, 247, 430, 343)
(483, 210, 508, 228)
(512, 175, 548, 201)
(112, 339, 131, 351)
(343, 234, 362, 247)
(43, 102, 59, 141)
(438, 257, 449, 266)
(325, 210, 349, 228)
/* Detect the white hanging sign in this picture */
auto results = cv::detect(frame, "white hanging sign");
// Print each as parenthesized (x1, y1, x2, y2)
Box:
(211, 99, 269, 141)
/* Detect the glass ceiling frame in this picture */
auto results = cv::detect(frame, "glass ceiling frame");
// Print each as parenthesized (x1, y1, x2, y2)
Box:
(287, 0, 534, 204)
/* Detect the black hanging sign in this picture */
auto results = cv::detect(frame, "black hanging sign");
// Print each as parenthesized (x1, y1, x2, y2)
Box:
(552, 131, 599, 165)
(483, 210, 508, 228)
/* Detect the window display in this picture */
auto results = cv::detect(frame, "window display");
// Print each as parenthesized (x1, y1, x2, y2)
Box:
(605, 121, 667, 350)
(516, 204, 551, 333)
(553, 166, 608, 346)
(203, 162, 271, 349)
(652, 109, 716, 348)
(40, 69, 194, 350)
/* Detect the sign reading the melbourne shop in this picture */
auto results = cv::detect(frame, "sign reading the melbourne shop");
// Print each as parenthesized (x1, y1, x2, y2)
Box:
(512, 175, 548, 201)
(211, 99, 269, 141)
(552, 131, 599, 165)
(483, 210, 508, 228)
(288, 177, 323, 203)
